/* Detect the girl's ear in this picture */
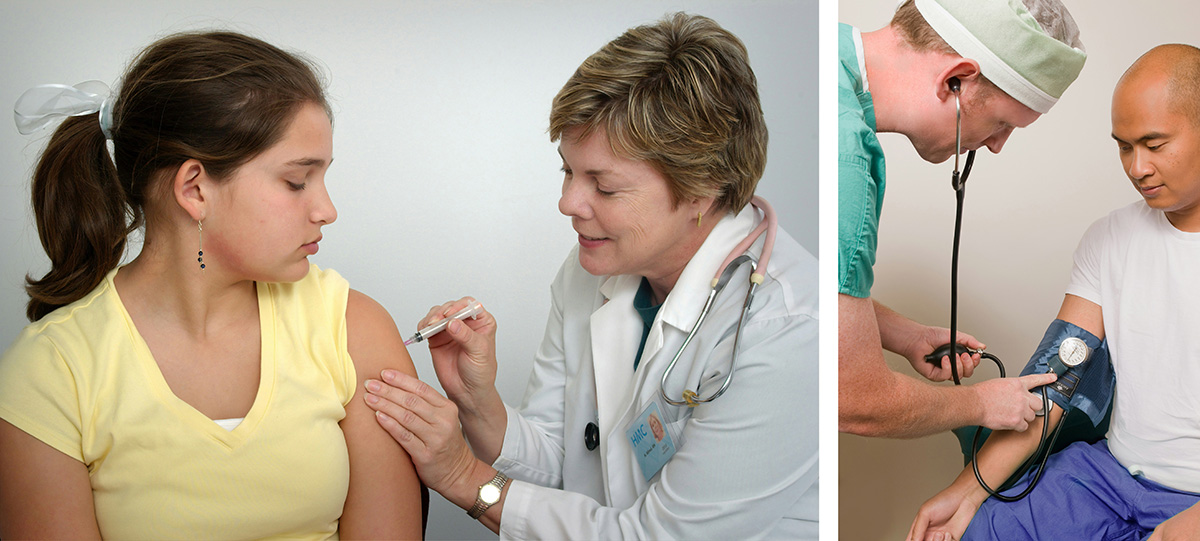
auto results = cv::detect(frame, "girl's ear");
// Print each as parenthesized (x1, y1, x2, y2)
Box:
(173, 159, 209, 221)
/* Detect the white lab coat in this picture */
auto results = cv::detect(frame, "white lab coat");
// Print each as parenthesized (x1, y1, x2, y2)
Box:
(493, 206, 819, 540)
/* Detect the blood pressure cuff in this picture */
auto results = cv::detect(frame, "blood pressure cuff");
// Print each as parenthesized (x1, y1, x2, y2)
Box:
(1018, 319, 1113, 428)
(953, 319, 1114, 467)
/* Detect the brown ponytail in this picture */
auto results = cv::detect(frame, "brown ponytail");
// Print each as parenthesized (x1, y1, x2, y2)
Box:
(26, 114, 134, 321)
(23, 31, 328, 320)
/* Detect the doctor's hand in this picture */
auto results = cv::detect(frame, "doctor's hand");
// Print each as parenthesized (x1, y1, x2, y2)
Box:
(418, 298, 499, 411)
(907, 481, 984, 541)
(905, 325, 984, 382)
(973, 373, 1057, 432)
(364, 370, 479, 495)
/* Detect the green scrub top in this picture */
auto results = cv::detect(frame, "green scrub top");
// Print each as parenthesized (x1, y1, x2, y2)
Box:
(838, 23, 888, 299)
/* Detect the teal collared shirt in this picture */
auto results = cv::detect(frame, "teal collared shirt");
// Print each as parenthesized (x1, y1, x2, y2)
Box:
(632, 278, 662, 371)
(838, 23, 887, 298)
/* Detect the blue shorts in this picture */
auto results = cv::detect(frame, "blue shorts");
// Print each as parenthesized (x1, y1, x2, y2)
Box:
(964, 440, 1200, 541)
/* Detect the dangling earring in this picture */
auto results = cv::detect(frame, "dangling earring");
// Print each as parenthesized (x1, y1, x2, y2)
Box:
(197, 220, 206, 270)
(697, 211, 703, 228)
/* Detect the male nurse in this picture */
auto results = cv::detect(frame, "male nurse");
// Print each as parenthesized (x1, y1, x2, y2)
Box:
(838, 0, 1086, 438)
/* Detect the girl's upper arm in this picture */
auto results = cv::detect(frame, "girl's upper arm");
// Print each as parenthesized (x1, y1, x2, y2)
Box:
(0, 419, 101, 539)
(339, 289, 424, 540)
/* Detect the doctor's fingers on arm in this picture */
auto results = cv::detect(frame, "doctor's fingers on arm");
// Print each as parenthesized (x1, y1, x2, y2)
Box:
(365, 373, 476, 491)
(365, 371, 458, 430)
(974, 374, 1055, 432)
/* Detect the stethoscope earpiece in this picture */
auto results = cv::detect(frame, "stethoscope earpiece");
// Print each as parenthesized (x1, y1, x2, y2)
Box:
(949, 76, 973, 193)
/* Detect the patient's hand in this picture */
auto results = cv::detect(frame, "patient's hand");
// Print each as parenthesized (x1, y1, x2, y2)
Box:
(908, 482, 984, 541)
(1149, 502, 1200, 541)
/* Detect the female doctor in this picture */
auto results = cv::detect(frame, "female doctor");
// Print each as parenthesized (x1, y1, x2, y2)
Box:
(363, 12, 819, 539)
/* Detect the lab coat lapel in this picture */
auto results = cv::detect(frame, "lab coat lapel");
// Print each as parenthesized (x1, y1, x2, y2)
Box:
(640, 211, 758, 369)
(649, 209, 760, 416)
(656, 210, 758, 344)
(590, 272, 643, 500)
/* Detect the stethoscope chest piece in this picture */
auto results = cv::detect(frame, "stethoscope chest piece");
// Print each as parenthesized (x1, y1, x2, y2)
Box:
(585, 422, 599, 451)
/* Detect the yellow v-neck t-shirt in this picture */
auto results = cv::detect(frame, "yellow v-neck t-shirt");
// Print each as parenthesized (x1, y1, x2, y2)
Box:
(0, 264, 355, 539)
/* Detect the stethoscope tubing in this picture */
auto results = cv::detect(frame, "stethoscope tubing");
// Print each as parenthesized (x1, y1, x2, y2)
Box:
(948, 84, 976, 385)
(659, 196, 776, 407)
(945, 84, 1064, 502)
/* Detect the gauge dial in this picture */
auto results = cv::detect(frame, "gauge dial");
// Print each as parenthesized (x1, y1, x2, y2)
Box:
(1059, 337, 1090, 367)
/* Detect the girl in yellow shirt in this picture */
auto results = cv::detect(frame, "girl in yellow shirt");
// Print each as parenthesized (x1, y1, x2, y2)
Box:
(0, 31, 423, 539)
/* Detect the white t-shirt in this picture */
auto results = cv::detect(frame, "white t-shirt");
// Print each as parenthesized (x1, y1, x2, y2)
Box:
(1066, 200, 1200, 492)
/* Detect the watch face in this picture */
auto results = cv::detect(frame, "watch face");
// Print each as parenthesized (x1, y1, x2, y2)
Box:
(480, 484, 502, 505)
(1059, 337, 1089, 367)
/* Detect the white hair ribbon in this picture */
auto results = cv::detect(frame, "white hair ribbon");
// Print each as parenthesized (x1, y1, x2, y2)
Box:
(14, 80, 113, 139)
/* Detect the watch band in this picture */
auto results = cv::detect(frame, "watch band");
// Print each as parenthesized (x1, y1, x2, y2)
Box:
(467, 471, 509, 519)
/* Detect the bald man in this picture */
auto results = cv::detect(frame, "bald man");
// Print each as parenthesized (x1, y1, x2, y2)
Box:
(909, 44, 1200, 541)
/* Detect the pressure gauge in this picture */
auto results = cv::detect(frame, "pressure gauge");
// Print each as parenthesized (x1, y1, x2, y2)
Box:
(1058, 337, 1090, 367)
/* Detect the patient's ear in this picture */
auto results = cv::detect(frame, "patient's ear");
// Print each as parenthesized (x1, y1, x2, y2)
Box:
(173, 159, 209, 221)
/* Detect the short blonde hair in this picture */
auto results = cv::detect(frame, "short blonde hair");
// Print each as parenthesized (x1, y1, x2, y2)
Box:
(549, 12, 767, 214)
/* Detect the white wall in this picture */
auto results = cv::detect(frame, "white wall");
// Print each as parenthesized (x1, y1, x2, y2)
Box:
(0, 1, 816, 539)
(838, 1, 1200, 540)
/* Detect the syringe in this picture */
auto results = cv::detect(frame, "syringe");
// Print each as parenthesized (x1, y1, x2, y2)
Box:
(403, 299, 484, 346)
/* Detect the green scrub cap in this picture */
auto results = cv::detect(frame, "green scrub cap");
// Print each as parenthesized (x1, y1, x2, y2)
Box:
(915, 0, 1086, 114)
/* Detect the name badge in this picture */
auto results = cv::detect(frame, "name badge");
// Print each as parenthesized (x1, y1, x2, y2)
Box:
(625, 401, 677, 482)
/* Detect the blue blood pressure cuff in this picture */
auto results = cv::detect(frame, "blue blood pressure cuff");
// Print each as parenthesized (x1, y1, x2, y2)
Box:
(1018, 319, 1113, 427)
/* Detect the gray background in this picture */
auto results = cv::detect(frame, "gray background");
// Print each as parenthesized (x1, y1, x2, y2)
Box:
(0, 1, 817, 539)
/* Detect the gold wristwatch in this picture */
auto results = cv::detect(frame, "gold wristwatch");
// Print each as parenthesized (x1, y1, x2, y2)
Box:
(468, 471, 509, 519)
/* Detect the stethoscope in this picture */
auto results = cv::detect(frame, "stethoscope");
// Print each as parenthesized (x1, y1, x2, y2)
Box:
(930, 77, 1066, 502)
(659, 195, 776, 408)
(583, 196, 777, 451)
